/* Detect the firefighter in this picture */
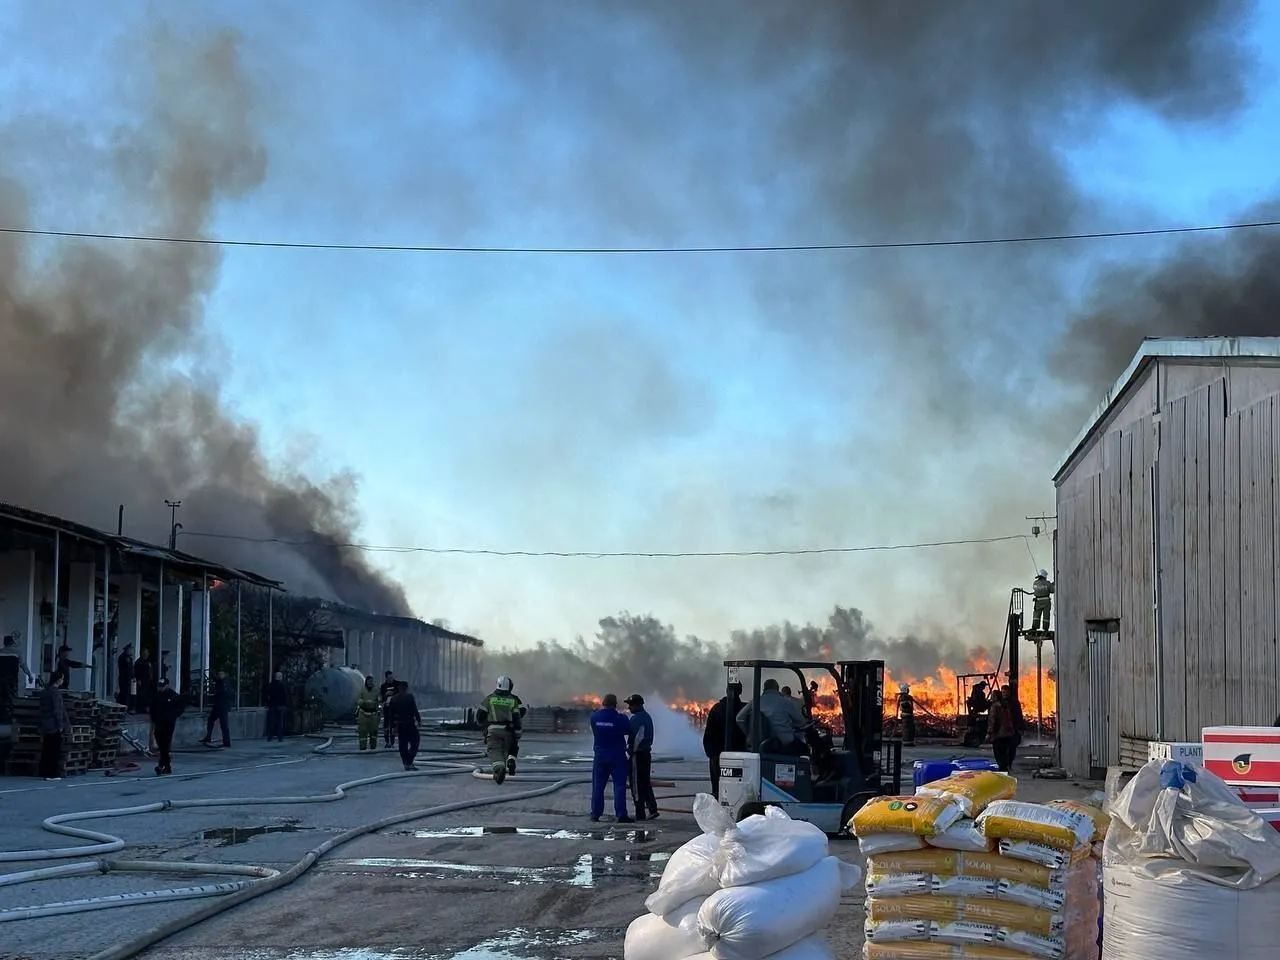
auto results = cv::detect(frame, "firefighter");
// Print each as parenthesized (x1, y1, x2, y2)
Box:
(379, 671, 398, 747)
(897, 682, 916, 746)
(1029, 570, 1054, 632)
(964, 680, 991, 747)
(506, 681, 528, 776)
(475, 676, 522, 785)
(355, 675, 380, 750)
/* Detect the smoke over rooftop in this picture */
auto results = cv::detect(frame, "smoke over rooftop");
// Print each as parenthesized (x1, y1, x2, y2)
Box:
(0, 24, 409, 615)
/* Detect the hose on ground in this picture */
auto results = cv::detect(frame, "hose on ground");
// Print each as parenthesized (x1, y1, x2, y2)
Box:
(85, 774, 590, 960)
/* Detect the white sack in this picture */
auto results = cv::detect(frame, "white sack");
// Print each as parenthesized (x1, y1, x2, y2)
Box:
(926, 818, 989, 852)
(645, 832, 721, 917)
(1102, 760, 1280, 960)
(1104, 759, 1280, 888)
(697, 856, 844, 960)
(685, 933, 835, 960)
(695, 794, 830, 888)
(1103, 861, 1280, 960)
(623, 896, 707, 960)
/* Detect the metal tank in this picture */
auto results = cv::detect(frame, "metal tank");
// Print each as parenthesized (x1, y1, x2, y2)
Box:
(305, 666, 367, 722)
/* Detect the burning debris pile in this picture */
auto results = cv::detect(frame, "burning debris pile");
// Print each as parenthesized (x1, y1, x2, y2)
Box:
(505, 608, 1058, 743)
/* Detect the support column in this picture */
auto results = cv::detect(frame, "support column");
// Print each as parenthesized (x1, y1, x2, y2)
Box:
(189, 582, 210, 705)
(161, 584, 184, 693)
(67, 562, 96, 693)
(115, 574, 142, 700)
(0, 549, 36, 688)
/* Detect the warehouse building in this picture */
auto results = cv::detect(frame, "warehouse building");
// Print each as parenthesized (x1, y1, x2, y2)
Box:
(1053, 337, 1280, 777)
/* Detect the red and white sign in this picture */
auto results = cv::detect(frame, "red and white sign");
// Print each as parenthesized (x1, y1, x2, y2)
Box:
(1235, 787, 1280, 808)
(1203, 726, 1280, 787)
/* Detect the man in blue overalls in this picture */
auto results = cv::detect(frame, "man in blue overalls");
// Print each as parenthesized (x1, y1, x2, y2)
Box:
(589, 693, 634, 823)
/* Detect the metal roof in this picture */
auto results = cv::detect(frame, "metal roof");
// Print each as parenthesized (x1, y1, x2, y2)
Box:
(0, 501, 282, 588)
(316, 599, 484, 647)
(1052, 336, 1280, 483)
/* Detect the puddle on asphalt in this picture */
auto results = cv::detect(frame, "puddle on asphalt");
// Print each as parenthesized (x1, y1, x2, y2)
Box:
(409, 826, 655, 843)
(332, 851, 669, 886)
(201, 819, 310, 846)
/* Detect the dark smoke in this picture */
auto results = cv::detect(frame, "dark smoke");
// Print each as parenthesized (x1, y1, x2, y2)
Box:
(1054, 202, 1280, 394)
(0, 25, 409, 615)
(488, 606, 982, 705)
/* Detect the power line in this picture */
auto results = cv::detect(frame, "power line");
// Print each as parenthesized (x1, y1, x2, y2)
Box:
(177, 529, 1028, 558)
(2, 218, 1277, 255)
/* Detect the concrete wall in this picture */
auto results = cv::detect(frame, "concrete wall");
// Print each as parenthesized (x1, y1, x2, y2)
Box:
(123, 707, 268, 749)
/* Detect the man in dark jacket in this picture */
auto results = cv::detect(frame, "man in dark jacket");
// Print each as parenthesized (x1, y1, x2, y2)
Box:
(116, 648, 134, 709)
(265, 671, 288, 741)
(703, 682, 745, 799)
(589, 694, 633, 823)
(133, 648, 154, 714)
(200, 670, 232, 748)
(38, 672, 68, 780)
(388, 681, 421, 770)
(379, 671, 398, 748)
(53, 644, 84, 689)
(150, 677, 185, 775)
(625, 694, 659, 821)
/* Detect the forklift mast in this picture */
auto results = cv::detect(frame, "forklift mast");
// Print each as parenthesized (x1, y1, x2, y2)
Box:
(840, 660, 884, 777)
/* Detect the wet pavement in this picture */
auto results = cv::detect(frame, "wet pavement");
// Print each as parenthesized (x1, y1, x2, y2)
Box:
(0, 731, 1100, 959)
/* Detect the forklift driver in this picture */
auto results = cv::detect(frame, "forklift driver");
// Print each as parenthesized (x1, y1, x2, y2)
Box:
(736, 678, 810, 756)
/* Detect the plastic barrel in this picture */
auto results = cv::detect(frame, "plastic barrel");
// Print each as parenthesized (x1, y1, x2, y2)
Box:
(912, 759, 959, 790)
(953, 757, 1001, 772)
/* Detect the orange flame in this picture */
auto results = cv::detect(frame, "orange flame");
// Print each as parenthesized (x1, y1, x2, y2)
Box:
(566, 658, 1058, 740)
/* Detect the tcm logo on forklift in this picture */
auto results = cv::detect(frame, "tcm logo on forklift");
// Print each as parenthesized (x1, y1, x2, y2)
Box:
(721, 766, 743, 779)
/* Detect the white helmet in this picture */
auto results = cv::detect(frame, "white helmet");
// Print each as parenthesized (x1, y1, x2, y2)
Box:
(899, 682, 910, 693)
(1037, 569, 1048, 579)
(496, 675, 513, 693)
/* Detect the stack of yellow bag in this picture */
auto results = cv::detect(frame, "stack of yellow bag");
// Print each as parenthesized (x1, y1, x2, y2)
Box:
(850, 771, 1108, 960)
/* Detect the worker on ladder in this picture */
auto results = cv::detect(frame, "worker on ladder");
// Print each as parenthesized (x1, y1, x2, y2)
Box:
(1029, 570, 1054, 632)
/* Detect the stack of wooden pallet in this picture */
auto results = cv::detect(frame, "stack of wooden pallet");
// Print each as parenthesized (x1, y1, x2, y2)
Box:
(91, 701, 128, 769)
(3, 692, 124, 777)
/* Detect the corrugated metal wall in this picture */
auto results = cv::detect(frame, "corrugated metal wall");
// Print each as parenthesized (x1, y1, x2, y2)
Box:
(1057, 365, 1280, 774)
(1056, 410, 1156, 776)
(1157, 379, 1279, 736)
(342, 625, 484, 707)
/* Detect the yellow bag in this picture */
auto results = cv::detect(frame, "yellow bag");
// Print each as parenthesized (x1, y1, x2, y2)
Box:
(918, 770, 1018, 817)
(864, 945, 1027, 960)
(867, 851, 1060, 890)
(1045, 799, 1110, 843)
(976, 800, 1095, 852)
(867, 895, 1064, 937)
(853, 795, 965, 838)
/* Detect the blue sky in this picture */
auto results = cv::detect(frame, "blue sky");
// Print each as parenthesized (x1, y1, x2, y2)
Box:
(2, 2, 1279, 651)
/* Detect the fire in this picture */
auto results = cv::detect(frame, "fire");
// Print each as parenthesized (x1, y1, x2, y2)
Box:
(567, 656, 1058, 743)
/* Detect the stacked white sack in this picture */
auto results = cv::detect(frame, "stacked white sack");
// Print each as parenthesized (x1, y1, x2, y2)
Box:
(624, 794, 860, 960)
(1103, 760, 1280, 960)
(851, 772, 1105, 960)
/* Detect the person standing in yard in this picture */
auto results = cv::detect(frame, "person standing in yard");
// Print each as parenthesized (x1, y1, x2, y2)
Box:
(355, 675, 381, 751)
(389, 681, 421, 770)
(38, 672, 68, 781)
(625, 694, 659, 821)
(150, 676, 185, 776)
(589, 694, 633, 824)
(989, 686, 1024, 772)
(265, 670, 288, 742)
(200, 669, 232, 748)
(379, 671, 398, 748)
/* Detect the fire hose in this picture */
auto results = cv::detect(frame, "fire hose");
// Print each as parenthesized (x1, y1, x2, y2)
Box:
(0, 740, 707, 960)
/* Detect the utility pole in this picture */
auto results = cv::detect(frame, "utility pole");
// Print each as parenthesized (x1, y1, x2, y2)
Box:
(165, 500, 182, 550)
(1025, 514, 1057, 538)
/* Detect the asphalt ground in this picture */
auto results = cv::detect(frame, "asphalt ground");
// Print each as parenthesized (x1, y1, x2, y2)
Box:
(0, 732, 1101, 960)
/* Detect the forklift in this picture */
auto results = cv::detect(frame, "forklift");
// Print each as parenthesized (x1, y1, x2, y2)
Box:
(715, 659, 902, 835)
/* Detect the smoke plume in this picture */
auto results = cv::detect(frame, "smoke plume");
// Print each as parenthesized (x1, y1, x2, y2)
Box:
(0, 25, 409, 614)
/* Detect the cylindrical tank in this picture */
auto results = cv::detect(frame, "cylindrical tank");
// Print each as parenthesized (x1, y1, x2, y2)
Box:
(305, 666, 367, 722)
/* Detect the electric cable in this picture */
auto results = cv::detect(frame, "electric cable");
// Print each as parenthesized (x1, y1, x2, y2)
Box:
(176, 529, 1030, 558)
(2, 217, 1277, 254)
